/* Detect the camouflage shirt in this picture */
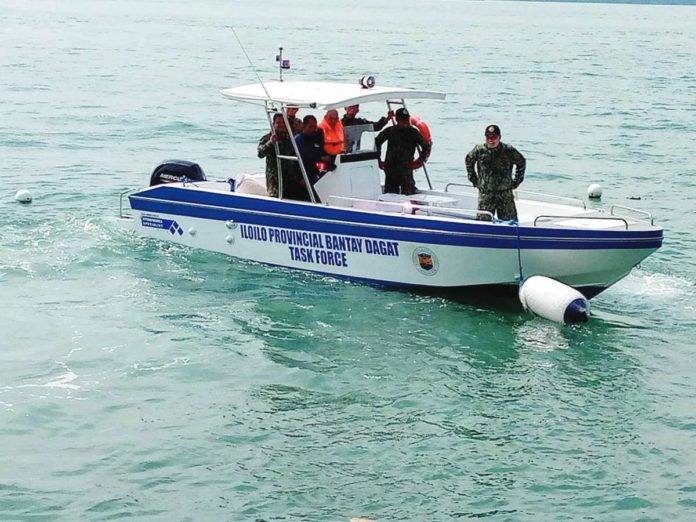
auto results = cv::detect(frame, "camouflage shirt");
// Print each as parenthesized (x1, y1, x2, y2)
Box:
(257, 132, 297, 197)
(287, 116, 302, 135)
(465, 142, 526, 192)
(375, 126, 431, 167)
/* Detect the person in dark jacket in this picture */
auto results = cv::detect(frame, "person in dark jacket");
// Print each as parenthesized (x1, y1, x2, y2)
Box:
(374, 108, 431, 195)
(465, 124, 526, 221)
(293, 115, 333, 201)
(341, 104, 393, 130)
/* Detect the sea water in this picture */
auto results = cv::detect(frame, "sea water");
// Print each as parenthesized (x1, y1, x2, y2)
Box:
(1, 0, 695, 520)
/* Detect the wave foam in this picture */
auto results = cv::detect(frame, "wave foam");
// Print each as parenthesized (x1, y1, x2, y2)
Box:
(617, 271, 693, 299)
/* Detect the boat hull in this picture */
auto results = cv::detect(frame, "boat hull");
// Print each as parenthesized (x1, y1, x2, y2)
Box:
(127, 185, 662, 296)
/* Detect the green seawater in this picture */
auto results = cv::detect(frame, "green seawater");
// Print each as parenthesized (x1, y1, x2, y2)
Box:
(1, 0, 695, 520)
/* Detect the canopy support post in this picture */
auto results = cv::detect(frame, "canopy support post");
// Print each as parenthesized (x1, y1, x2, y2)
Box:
(264, 101, 317, 204)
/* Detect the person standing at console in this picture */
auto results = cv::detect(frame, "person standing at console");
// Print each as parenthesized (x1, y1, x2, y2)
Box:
(374, 108, 430, 195)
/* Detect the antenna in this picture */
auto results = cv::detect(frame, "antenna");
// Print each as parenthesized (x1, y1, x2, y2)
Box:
(229, 26, 273, 101)
(275, 47, 291, 82)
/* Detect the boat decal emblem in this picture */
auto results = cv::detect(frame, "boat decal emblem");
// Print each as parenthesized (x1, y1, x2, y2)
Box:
(412, 247, 439, 276)
(141, 215, 184, 236)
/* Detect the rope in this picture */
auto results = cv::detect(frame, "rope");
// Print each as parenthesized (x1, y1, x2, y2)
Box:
(515, 220, 524, 286)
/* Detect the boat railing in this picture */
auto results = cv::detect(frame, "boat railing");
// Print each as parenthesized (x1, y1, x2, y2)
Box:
(610, 204, 654, 225)
(533, 215, 629, 230)
(444, 182, 475, 193)
(119, 188, 138, 219)
(444, 183, 586, 210)
(326, 195, 493, 221)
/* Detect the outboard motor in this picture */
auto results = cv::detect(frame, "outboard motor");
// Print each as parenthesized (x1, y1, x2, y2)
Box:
(149, 160, 206, 186)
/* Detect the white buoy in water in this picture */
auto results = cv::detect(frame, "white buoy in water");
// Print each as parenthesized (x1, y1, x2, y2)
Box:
(587, 183, 602, 199)
(519, 275, 590, 324)
(15, 189, 33, 203)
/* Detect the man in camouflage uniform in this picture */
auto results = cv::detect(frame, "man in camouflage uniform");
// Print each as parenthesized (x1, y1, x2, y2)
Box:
(374, 108, 431, 195)
(257, 113, 298, 198)
(286, 106, 303, 135)
(465, 124, 526, 221)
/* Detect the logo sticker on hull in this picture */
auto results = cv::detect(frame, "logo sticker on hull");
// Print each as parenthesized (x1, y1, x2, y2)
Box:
(412, 247, 439, 276)
(141, 216, 184, 236)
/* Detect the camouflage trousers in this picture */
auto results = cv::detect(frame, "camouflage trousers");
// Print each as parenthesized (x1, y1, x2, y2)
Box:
(477, 190, 518, 221)
(266, 166, 308, 200)
(265, 169, 279, 198)
(384, 165, 416, 195)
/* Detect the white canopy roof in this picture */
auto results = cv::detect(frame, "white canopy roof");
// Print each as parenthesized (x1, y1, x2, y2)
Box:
(220, 81, 446, 109)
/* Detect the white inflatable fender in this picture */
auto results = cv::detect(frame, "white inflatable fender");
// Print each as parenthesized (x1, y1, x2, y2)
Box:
(519, 275, 590, 324)
(15, 189, 33, 203)
(587, 183, 602, 199)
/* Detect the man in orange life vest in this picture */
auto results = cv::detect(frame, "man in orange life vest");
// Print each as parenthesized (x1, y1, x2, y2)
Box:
(375, 108, 431, 195)
(318, 109, 345, 156)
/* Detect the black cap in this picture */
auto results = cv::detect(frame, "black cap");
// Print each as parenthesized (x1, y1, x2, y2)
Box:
(485, 124, 501, 137)
(395, 108, 410, 119)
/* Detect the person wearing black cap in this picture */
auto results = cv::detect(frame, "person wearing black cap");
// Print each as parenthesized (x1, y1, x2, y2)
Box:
(465, 124, 526, 221)
(374, 107, 431, 195)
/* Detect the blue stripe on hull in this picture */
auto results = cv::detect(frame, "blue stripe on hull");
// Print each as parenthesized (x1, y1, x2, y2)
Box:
(227, 257, 609, 300)
(130, 187, 663, 251)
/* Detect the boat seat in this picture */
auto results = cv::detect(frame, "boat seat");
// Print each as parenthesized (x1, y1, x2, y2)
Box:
(378, 193, 457, 208)
(408, 194, 458, 207)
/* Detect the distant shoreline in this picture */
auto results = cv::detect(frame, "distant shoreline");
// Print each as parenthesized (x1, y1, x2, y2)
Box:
(514, 0, 695, 5)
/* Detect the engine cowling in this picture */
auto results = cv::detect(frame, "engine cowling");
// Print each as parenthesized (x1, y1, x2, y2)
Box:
(150, 160, 206, 186)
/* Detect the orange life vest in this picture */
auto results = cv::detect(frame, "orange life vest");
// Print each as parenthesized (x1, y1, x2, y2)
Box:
(319, 118, 345, 155)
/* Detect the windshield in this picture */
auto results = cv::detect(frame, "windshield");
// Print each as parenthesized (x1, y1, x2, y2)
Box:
(343, 123, 376, 154)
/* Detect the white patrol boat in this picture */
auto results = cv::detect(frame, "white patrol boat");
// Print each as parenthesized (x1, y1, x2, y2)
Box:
(119, 79, 663, 299)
